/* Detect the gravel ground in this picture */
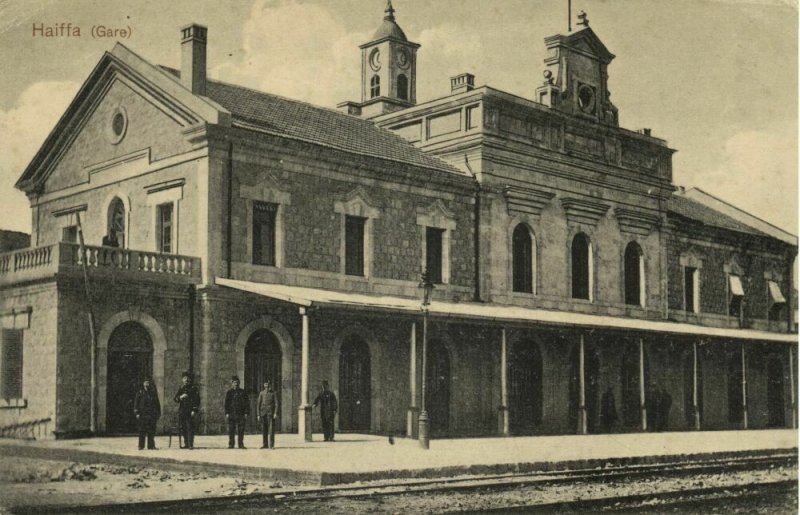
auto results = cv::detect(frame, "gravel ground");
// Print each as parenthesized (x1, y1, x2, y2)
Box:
(0, 455, 795, 513)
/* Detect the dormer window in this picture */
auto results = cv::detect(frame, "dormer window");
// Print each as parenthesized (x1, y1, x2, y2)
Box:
(370, 75, 380, 98)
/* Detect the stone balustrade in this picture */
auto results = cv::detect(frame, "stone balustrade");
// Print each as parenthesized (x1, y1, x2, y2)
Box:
(0, 242, 201, 286)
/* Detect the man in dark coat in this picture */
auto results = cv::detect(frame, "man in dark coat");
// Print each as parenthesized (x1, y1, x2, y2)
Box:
(313, 380, 338, 442)
(134, 378, 161, 450)
(174, 371, 200, 449)
(224, 375, 249, 448)
(257, 381, 279, 449)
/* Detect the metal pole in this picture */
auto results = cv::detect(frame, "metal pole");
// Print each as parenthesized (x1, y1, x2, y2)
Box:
(578, 333, 587, 434)
(299, 307, 312, 441)
(408, 322, 417, 438)
(75, 212, 98, 435)
(639, 337, 647, 432)
(741, 342, 748, 430)
(418, 308, 430, 449)
(500, 327, 509, 435)
(789, 346, 796, 429)
(693, 341, 700, 430)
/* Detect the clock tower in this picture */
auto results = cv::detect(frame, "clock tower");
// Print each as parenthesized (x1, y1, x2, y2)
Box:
(339, 1, 420, 118)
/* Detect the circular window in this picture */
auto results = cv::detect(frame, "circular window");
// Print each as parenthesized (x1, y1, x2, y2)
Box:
(107, 107, 128, 144)
(577, 85, 596, 114)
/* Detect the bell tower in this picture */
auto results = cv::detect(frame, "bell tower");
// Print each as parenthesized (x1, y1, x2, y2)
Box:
(535, 12, 619, 126)
(339, 1, 420, 118)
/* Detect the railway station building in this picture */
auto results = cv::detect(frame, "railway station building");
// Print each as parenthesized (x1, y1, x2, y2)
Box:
(0, 3, 796, 439)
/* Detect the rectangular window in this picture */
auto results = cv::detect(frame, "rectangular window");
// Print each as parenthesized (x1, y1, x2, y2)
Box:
(253, 202, 278, 266)
(684, 267, 698, 313)
(157, 203, 173, 253)
(345, 215, 366, 276)
(1, 329, 23, 400)
(62, 226, 78, 243)
(426, 227, 444, 284)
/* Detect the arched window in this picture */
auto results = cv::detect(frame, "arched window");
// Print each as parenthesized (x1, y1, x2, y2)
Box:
(624, 242, 644, 306)
(397, 74, 408, 101)
(512, 224, 534, 293)
(571, 233, 592, 300)
(105, 197, 125, 247)
(370, 75, 380, 98)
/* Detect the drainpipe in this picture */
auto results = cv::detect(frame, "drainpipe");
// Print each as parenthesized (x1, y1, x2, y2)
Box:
(187, 284, 195, 375)
(226, 141, 233, 278)
(464, 155, 481, 302)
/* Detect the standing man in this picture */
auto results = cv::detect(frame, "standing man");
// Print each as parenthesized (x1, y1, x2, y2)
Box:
(312, 380, 338, 442)
(134, 378, 161, 450)
(257, 381, 279, 449)
(174, 371, 200, 449)
(224, 375, 249, 449)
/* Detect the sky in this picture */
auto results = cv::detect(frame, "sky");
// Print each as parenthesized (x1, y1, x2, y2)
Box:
(0, 0, 797, 235)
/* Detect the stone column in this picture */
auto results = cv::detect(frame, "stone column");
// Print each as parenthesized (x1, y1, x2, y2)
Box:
(297, 307, 313, 441)
(498, 327, 509, 436)
(407, 322, 418, 438)
(639, 337, 647, 432)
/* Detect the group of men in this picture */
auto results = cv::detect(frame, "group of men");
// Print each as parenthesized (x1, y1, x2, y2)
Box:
(133, 373, 339, 450)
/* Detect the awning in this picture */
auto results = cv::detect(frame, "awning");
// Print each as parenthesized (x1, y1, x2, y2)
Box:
(728, 275, 744, 297)
(217, 278, 797, 343)
(769, 281, 786, 304)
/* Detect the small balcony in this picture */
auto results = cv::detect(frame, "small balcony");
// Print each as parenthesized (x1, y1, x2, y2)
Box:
(0, 242, 201, 288)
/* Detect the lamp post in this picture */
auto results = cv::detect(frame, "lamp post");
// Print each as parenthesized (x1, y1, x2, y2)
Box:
(418, 270, 434, 449)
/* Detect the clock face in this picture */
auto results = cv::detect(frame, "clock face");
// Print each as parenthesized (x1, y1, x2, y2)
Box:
(396, 48, 410, 69)
(577, 84, 596, 114)
(369, 48, 381, 71)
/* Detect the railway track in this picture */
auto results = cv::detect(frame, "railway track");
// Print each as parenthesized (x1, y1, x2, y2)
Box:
(17, 452, 798, 514)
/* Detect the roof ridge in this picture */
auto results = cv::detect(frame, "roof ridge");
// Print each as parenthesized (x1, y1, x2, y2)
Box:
(687, 187, 796, 239)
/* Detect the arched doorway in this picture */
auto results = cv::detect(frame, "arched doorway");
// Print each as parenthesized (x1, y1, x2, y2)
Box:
(620, 341, 649, 430)
(244, 330, 283, 432)
(427, 339, 450, 435)
(107, 322, 153, 434)
(767, 356, 786, 427)
(509, 341, 542, 434)
(569, 342, 600, 433)
(339, 335, 371, 431)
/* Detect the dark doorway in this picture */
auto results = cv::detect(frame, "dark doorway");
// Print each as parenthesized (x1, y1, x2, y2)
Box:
(244, 330, 282, 432)
(107, 322, 153, 434)
(569, 342, 600, 433)
(728, 350, 744, 425)
(767, 356, 786, 427)
(339, 335, 371, 431)
(509, 341, 542, 434)
(683, 347, 704, 429)
(620, 341, 649, 429)
(427, 340, 450, 435)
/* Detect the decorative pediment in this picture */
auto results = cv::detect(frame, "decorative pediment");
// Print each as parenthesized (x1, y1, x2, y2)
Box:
(561, 27, 615, 64)
(615, 208, 660, 236)
(15, 43, 230, 195)
(239, 174, 291, 205)
(504, 186, 555, 217)
(560, 197, 610, 226)
(416, 199, 456, 230)
(334, 186, 380, 218)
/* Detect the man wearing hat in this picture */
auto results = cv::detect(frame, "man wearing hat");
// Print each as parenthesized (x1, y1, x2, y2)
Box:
(134, 377, 161, 450)
(174, 371, 200, 449)
(257, 380, 279, 449)
(224, 375, 249, 448)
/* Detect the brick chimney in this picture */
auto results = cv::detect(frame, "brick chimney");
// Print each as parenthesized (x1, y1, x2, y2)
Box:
(450, 73, 475, 94)
(181, 24, 207, 95)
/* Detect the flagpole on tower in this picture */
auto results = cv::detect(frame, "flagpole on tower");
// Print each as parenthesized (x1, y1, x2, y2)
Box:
(568, 0, 572, 32)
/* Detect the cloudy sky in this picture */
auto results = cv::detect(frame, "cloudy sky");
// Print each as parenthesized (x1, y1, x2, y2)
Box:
(0, 0, 796, 234)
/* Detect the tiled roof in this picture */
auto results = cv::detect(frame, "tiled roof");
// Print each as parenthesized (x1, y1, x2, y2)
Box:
(161, 67, 465, 177)
(667, 194, 772, 238)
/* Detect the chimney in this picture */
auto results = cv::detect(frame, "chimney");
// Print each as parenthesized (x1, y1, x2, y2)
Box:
(450, 73, 475, 94)
(181, 24, 207, 95)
